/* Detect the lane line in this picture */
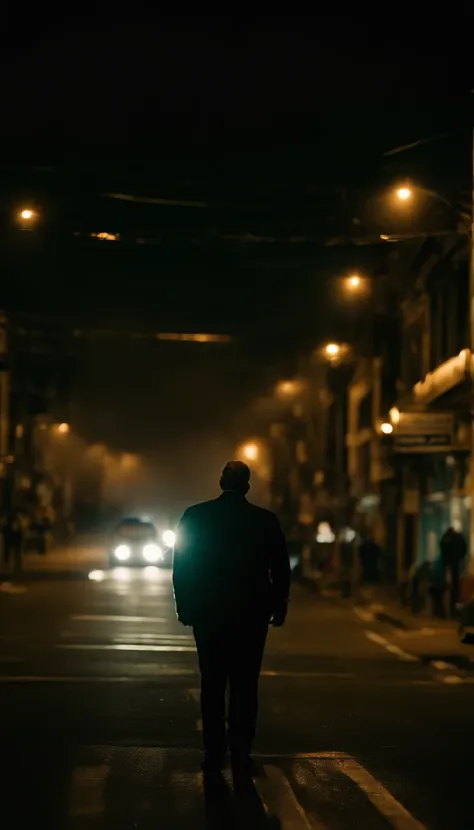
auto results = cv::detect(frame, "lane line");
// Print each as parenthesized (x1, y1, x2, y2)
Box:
(430, 660, 456, 672)
(256, 752, 349, 760)
(354, 607, 375, 623)
(261, 671, 354, 678)
(441, 674, 464, 685)
(57, 643, 196, 652)
(70, 614, 167, 623)
(365, 631, 419, 662)
(337, 758, 427, 830)
(68, 764, 108, 821)
(365, 631, 388, 646)
(0, 671, 197, 682)
(187, 688, 203, 731)
(384, 644, 419, 663)
(255, 764, 317, 829)
(61, 631, 194, 643)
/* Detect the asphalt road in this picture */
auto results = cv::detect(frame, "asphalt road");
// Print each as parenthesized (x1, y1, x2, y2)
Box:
(1, 564, 473, 829)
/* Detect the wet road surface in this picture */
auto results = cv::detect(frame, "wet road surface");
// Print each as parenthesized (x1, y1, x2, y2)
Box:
(1, 563, 473, 828)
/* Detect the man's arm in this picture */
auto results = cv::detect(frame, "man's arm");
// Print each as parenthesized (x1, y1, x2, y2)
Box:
(172, 509, 196, 626)
(267, 513, 291, 626)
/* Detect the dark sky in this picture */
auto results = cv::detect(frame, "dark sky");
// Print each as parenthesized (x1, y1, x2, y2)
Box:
(1, 11, 472, 472)
(2, 10, 471, 334)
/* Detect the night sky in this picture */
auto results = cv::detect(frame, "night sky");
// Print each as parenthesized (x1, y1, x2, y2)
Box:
(1, 11, 472, 501)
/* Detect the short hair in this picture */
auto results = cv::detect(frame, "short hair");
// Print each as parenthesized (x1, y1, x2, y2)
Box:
(219, 460, 251, 493)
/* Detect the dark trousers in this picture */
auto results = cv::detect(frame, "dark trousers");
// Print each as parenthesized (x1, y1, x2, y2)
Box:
(446, 563, 460, 613)
(193, 618, 268, 759)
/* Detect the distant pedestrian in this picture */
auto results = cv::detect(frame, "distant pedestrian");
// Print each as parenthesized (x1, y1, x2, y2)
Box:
(359, 536, 381, 584)
(440, 526, 466, 614)
(173, 461, 290, 776)
(1, 510, 24, 573)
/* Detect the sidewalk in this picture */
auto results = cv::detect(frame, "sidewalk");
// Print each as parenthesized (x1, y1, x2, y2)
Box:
(346, 584, 474, 681)
(353, 584, 459, 632)
(0, 536, 106, 580)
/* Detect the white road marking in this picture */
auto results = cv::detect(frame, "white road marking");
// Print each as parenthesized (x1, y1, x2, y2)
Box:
(187, 688, 203, 731)
(69, 764, 108, 821)
(0, 670, 196, 682)
(57, 643, 196, 652)
(397, 627, 452, 638)
(354, 607, 375, 622)
(384, 644, 419, 662)
(336, 758, 427, 829)
(255, 764, 316, 829)
(256, 751, 349, 759)
(365, 631, 388, 646)
(365, 631, 419, 662)
(430, 660, 456, 672)
(70, 614, 167, 623)
(441, 674, 464, 684)
(261, 670, 354, 678)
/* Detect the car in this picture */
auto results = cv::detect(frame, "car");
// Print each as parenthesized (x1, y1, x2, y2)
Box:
(108, 516, 175, 569)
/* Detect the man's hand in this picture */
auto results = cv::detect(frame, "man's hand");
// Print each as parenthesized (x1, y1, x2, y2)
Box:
(271, 603, 288, 627)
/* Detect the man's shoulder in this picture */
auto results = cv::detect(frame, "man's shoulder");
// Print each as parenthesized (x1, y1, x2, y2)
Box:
(182, 499, 219, 518)
(246, 502, 279, 523)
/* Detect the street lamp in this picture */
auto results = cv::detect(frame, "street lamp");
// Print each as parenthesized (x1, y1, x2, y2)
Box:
(389, 407, 400, 425)
(324, 343, 341, 358)
(56, 422, 70, 434)
(395, 187, 412, 202)
(17, 207, 38, 228)
(380, 422, 394, 435)
(275, 379, 304, 399)
(346, 274, 362, 289)
(239, 442, 259, 462)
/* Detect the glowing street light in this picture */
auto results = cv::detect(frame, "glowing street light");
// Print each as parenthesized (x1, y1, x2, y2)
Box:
(389, 407, 400, 425)
(240, 442, 259, 462)
(275, 379, 304, 400)
(346, 274, 361, 289)
(324, 343, 341, 358)
(20, 209, 35, 220)
(56, 422, 70, 434)
(395, 187, 412, 202)
(163, 529, 176, 548)
(380, 422, 393, 435)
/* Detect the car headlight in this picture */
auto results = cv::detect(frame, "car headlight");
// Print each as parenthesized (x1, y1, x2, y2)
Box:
(162, 529, 176, 547)
(143, 543, 163, 563)
(114, 544, 131, 562)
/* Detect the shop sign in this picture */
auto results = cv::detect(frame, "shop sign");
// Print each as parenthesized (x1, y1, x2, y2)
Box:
(394, 412, 454, 453)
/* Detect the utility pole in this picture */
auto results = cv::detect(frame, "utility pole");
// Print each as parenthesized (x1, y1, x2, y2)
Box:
(0, 312, 10, 510)
(469, 127, 474, 588)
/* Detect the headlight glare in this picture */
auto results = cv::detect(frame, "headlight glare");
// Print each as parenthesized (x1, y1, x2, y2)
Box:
(162, 529, 176, 547)
(114, 544, 131, 561)
(143, 543, 163, 563)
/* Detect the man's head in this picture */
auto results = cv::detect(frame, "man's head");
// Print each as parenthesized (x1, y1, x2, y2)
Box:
(219, 460, 251, 494)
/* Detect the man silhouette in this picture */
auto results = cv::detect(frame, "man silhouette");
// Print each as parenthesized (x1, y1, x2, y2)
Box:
(173, 461, 290, 774)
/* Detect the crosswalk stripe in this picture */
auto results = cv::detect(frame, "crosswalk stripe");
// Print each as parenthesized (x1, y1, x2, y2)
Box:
(69, 764, 108, 823)
(255, 764, 317, 828)
(335, 758, 427, 830)
(34, 747, 433, 827)
(70, 614, 168, 623)
(0, 671, 197, 682)
(57, 643, 196, 652)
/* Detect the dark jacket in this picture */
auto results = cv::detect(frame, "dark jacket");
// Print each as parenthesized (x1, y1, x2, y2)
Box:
(440, 529, 467, 567)
(173, 491, 290, 625)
